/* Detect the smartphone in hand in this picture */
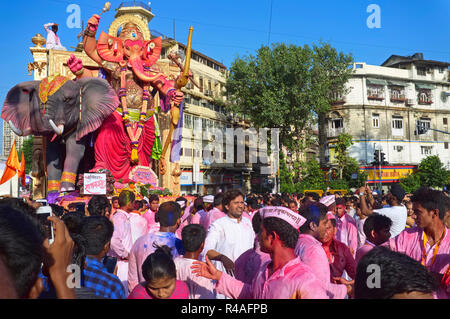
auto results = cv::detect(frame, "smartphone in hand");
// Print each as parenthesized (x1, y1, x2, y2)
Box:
(36, 206, 54, 245)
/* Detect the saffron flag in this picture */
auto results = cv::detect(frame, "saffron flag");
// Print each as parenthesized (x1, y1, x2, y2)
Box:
(0, 138, 20, 185)
(18, 151, 26, 187)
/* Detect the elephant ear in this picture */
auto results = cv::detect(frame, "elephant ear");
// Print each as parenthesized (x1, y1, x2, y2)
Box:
(76, 78, 119, 141)
(1, 81, 40, 135)
(97, 32, 124, 63)
(142, 37, 162, 66)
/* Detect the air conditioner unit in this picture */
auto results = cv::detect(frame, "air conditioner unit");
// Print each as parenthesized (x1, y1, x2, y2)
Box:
(406, 99, 414, 105)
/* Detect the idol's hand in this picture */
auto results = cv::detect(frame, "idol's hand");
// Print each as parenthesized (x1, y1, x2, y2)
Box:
(67, 54, 84, 75)
(169, 90, 184, 106)
(87, 14, 101, 33)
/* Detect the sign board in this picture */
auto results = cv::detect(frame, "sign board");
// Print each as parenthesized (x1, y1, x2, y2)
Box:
(360, 166, 416, 184)
(180, 172, 193, 186)
(83, 174, 106, 195)
(129, 166, 158, 187)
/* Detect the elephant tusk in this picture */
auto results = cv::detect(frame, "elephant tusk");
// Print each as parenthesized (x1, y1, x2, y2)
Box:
(8, 121, 23, 136)
(49, 120, 64, 135)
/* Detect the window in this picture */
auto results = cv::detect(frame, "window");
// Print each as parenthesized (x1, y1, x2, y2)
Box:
(392, 117, 403, 136)
(417, 67, 426, 76)
(421, 146, 433, 155)
(392, 118, 403, 129)
(419, 118, 432, 136)
(390, 87, 406, 102)
(367, 85, 384, 100)
(444, 118, 448, 125)
(445, 142, 449, 149)
(184, 114, 193, 129)
(184, 148, 192, 157)
(439, 67, 445, 74)
(372, 114, 380, 128)
(418, 89, 432, 104)
(331, 119, 343, 129)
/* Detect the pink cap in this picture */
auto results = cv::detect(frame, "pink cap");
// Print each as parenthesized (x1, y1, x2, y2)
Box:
(326, 212, 336, 220)
(260, 206, 307, 229)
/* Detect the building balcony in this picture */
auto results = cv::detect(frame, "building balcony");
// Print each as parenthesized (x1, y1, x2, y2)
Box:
(368, 95, 385, 101)
(327, 127, 344, 138)
(390, 96, 407, 103)
(330, 99, 346, 106)
(418, 100, 433, 105)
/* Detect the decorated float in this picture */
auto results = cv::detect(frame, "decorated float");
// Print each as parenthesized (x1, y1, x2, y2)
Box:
(2, 2, 197, 202)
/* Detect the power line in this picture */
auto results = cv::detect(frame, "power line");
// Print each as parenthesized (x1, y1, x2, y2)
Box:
(268, 0, 274, 45)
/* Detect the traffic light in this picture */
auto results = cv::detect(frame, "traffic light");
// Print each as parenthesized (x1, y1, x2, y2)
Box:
(380, 152, 388, 166)
(371, 150, 380, 166)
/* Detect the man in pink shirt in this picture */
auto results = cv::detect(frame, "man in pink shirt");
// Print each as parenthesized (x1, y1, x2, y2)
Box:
(355, 213, 392, 265)
(334, 198, 358, 257)
(109, 190, 135, 289)
(296, 202, 350, 299)
(189, 197, 205, 225)
(192, 206, 329, 299)
(202, 193, 226, 232)
(389, 188, 450, 299)
(175, 197, 189, 239)
(142, 195, 159, 233)
(129, 200, 148, 244)
(234, 211, 271, 284)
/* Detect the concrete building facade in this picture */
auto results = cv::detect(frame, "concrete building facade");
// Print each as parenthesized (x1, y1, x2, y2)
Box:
(327, 53, 450, 183)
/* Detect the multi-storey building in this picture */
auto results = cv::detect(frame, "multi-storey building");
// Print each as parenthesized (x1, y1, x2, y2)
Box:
(1, 121, 26, 159)
(158, 37, 264, 195)
(326, 53, 450, 185)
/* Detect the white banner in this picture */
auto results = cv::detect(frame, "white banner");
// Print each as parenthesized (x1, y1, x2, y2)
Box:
(83, 174, 106, 195)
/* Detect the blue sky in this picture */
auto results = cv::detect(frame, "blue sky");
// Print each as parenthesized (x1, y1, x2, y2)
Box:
(1, 0, 450, 152)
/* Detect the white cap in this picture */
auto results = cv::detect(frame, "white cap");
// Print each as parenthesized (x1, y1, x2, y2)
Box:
(203, 195, 214, 203)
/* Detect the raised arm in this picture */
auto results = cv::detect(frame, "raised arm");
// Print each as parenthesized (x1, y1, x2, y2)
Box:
(82, 14, 103, 65)
(44, 23, 54, 33)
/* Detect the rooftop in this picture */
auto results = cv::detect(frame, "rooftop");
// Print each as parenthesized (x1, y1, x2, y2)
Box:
(117, 1, 151, 11)
(382, 53, 450, 68)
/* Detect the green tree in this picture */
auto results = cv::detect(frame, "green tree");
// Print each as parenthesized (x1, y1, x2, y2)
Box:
(399, 173, 421, 194)
(279, 151, 295, 193)
(223, 42, 354, 156)
(18, 136, 33, 174)
(416, 155, 449, 189)
(399, 156, 449, 192)
(342, 157, 368, 189)
(334, 133, 354, 180)
(310, 43, 355, 167)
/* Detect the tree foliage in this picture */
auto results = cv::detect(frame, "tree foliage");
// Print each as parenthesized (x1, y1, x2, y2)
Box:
(224, 42, 354, 153)
(18, 136, 33, 174)
(334, 133, 354, 179)
(400, 155, 449, 192)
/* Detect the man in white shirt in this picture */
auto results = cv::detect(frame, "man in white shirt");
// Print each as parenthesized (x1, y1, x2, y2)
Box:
(359, 184, 407, 238)
(44, 23, 66, 50)
(201, 190, 255, 277)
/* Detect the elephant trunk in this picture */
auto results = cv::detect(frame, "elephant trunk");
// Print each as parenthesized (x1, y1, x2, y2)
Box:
(49, 120, 64, 136)
(130, 57, 159, 83)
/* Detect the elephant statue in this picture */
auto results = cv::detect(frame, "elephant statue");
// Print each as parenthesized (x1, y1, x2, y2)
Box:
(2, 76, 119, 193)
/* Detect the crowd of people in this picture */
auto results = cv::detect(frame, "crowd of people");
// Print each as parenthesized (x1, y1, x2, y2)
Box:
(0, 184, 449, 299)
